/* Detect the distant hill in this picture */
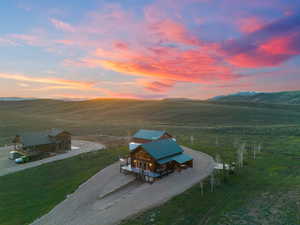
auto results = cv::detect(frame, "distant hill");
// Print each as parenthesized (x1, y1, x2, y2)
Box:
(0, 97, 88, 102)
(211, 91, 259, 100)
(210, 91, 300, 104)
(1, 97, 300, 137)
(0, 97, 36, 101)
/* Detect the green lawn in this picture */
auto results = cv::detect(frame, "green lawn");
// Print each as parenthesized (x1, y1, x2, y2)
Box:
(0, 147, 127, 225)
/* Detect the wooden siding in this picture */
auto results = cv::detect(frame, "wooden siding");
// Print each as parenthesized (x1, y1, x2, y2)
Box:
(130, 147, 157, 172)
(14, 132, 71, 154)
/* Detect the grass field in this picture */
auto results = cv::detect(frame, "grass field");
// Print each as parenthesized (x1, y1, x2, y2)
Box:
(121, 132, 300, 225)
(1, 99, 300, 139)
(0, 147, 127, 225)
(0, 99, 300, 225)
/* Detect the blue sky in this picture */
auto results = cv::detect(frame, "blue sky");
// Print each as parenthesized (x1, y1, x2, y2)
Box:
(0, 0, 299, 99)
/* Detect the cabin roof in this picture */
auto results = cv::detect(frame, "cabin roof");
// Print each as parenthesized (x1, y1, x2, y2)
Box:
(18, 129, 69, 147)
(157, 153, 193, 164)
(133, 129, 167, 141)
(140, 138, 183, 160)
(48, 128, 66, 136)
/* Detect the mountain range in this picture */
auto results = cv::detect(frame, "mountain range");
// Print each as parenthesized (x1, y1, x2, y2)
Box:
(1, 90, 300, 104)
(210, 91, 300, 104)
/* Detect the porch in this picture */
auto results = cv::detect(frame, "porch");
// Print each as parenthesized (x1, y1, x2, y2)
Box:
(120, 164, 161, 183)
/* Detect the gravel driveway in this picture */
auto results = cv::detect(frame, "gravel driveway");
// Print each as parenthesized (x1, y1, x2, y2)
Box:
(31, 146, 215, 225)
(0, 140, 105, 177)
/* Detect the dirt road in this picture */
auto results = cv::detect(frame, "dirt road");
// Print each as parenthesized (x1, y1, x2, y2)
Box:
(31, 146, 215, 225)
(0, 140, 105, 177)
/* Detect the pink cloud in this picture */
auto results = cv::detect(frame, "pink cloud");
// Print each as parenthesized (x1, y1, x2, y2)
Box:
(259, 34, 300, 55)
(50, 18, 76, 32)
(138, 79, 176, 92)
(60, 6, 239, 92)
(221, 13, 300, 68)
(113, 41, 129, 50)
(13, 1, 300, 98)
(226, 31, 300, 68)
(79, 43, 238, 85)
(236, 17, 265, 33)
(147, 19, 201, 46)
(0, 37, 19, 46)
(9, 34, 41, 45)
(55, 39, 76, 45)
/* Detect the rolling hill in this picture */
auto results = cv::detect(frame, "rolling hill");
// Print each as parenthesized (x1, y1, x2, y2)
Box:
(1, 95, 300, 225)
(210, 91, 300, 104)
(1, 97, 300, 145)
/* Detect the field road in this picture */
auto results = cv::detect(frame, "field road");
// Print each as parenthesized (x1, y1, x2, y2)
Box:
(0, 140, 105, 177)
(31, 146, 215, 225)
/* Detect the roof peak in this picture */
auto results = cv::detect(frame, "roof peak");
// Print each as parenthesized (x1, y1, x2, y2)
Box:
(18, 128, 64, 136)
(140, 138, 183, 160)
(133, 129, 167, 141)
(17, 129, 68, 147)
(141, 137, 174, 146)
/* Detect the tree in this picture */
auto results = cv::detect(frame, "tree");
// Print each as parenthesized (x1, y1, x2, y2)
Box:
(253, 143, 257, 160)
(200, 181, 204, 196)
(257, 143, 262, 153)
(215, 154, 221, 164)
(190, 135, 194, 144)
(237, 142, 246, 168)
(215, 136, 219, 146)
(210, 173, 215, 192)
(233, 138, 239, 148)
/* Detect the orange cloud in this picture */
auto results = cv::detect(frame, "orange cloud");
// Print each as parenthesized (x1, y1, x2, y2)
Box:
(81, 45, 238, 85)
(0, 73, 94, 89)
(59, 5, 241, 93)
(1, 73, 150, 98)
(55, 39, 76, 45)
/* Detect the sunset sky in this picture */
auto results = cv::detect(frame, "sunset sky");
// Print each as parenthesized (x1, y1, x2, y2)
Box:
(0, 0, 300, 99)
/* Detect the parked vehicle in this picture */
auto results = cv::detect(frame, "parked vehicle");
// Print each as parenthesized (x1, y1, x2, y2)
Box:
(9, 151, 23, 160)
(15, 156, 30, 164)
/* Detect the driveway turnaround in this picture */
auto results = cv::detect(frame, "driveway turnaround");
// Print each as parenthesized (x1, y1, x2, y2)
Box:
(0, 140, 105, 177)
(31, 146, 215, 225)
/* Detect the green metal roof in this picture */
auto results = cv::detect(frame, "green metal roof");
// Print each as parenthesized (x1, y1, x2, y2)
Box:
(172, 153, 193, 163)
(156, 156, 174, 164)
(19, 129, 66, 147)
(48, 128, 65, 136)
(157, 153, 193, 164)
(141, 138, 183, 160)
(133, 129, 166, 141)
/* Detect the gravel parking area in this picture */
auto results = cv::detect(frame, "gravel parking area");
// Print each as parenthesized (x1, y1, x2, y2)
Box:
(0, 140, 105, 177)
(31, 146, 215, 225)
(0, 145, 15, 171)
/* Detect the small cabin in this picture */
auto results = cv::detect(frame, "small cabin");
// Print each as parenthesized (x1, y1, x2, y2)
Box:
(129, 129, 174, 150)
(121, 138, 193, 182)
(12, 129, 71, 156)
